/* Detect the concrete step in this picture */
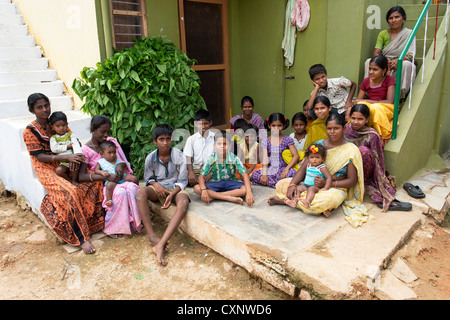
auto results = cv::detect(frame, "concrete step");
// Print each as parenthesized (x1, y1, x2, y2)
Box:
(0, 80, 64, 100)
(0, 109, 92, 215)
(0, 3, 17, 15)
(0, 24, 27, 36)
(0, 46, 42, 59)
(402, 4, 447, 20)
(0, 57, 49, 72)
(0, 12, 23, 26)
(0, 35, 35, 47)
(0, 69, 57, 85)
(405, 16, 445, 39)
(0, 94, 73, 119)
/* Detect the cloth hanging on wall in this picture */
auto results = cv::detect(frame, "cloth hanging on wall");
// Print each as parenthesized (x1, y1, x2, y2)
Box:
(282, 0, 310, 67)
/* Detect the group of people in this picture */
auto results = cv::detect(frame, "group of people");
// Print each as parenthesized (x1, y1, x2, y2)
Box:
(22, 6, 415, 265)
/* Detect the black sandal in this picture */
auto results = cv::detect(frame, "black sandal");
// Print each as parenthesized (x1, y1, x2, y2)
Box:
(403, 183, 425, 199)
(377, 200, 412, 211)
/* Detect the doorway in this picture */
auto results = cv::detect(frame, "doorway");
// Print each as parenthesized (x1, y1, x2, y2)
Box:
(178, 0, 231, 127)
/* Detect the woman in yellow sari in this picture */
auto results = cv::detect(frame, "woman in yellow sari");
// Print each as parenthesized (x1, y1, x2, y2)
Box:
(282, 96, 331, 170)
(269, 113, 372, 228)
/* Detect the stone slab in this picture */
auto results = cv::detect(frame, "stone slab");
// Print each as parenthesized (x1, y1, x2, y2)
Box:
(152, 185, 425, 298)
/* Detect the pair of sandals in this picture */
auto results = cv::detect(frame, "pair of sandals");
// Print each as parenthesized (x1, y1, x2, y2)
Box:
(376, 183, 426, 212)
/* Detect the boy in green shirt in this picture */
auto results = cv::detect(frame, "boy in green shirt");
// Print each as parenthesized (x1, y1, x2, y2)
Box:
(194, 131, 254, 206)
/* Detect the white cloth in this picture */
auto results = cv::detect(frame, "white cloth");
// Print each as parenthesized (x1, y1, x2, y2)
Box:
(183, 130, 215, 169)
(289, 132, 307, 150)
(49, 132, 82, 156)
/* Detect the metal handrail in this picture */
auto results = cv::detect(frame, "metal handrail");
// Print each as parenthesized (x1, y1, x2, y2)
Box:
(392, 0, 433, 140)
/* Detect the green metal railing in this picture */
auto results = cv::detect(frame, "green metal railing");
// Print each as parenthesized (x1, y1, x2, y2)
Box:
(392, 0, 433, 140)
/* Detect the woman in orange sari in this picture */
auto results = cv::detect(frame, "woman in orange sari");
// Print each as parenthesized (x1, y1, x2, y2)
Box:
(23, 93, 104, 254)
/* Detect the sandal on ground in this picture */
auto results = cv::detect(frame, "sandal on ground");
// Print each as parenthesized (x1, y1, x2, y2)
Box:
(377, 200, 412, 211)
(403, 183, 425, 199)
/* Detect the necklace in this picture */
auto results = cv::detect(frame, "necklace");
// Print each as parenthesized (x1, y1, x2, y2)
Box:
(87, 140, 101, 154)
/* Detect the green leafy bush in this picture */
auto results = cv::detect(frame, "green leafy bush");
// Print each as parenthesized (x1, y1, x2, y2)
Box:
(73, 36, 206, 179)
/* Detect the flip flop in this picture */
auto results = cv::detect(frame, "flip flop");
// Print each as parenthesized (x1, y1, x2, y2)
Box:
(403, 183, 425, 199)
(377, 200, 412, 211)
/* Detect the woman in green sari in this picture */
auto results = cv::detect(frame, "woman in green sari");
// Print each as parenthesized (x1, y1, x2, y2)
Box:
(269, 113, 372, 228)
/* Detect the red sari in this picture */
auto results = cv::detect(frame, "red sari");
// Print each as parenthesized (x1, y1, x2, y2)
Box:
(23, 121, 105, 245)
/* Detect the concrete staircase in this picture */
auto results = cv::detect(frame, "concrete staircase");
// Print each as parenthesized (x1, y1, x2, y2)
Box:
(0, 0, 91, 218)
(403, 2, 447, 69)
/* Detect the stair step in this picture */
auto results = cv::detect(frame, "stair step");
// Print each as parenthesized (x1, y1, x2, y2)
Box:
(0, 80, 65, 101)
(0, 46, 42, 59)
(0, 35, 35, 47)
(405, 16, 445, 39)
(0, 24, 28, 36)
(402, 4, 447, 20)
(0, 57, 48, 72)
(0, 94, 73, 119)
(0, 69, 57, 85)
(2, 109, 92, 152)
(0, 3, 17, 15)
(0, 12, 24, 26)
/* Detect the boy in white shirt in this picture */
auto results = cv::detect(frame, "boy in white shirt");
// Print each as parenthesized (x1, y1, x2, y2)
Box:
(183, 109, 216, 186)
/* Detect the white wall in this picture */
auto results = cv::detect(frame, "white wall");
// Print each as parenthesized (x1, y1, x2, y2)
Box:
(12, 0, 102, 109)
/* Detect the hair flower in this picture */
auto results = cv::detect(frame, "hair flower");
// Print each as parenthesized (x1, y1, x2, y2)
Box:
(310, 145, 319, 154)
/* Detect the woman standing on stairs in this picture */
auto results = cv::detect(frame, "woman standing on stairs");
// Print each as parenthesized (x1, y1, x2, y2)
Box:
(23, 93, 104, 254)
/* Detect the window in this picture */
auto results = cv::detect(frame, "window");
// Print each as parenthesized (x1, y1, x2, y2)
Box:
(110, 0, 148, 51)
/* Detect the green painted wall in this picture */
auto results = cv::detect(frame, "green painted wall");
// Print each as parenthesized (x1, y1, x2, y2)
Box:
(145, 0, 180, 48)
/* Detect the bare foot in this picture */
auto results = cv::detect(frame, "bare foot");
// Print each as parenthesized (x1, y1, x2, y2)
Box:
(107, 234, 122, 239)
(148, 235, 161, 247)
(267, 196, 284, 206)
(71, 180, 79, 186)
(227, 196, 244, 205)
(323, 210, 332, 218)
(152, 243, 167, 266)
(299, 198, 310, 208)
(105, 200, 113, 207)
(283, 198, 297, 208)
(80, 240, 96, 254)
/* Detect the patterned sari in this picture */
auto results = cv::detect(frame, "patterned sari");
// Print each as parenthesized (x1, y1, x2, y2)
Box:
(82, 137, 142, 236)
(344, 124, 396, 212)
(23, 121, 104, 246)
(275, 141, 372, 228)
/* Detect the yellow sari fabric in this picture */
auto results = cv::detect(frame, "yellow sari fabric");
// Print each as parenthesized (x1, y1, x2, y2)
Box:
(302, 117, 327, 151)
(275, 142, 373, 228)
(361, 101, 394, 142)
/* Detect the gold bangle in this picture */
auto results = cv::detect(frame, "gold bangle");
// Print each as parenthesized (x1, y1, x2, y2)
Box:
(288, 184, 297, 188)
(89, 173, 93, 182)
(52, 155, 55, 162)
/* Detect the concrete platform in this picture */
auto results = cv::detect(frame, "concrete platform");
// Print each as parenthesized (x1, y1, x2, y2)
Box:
(149, 167, 450, 299)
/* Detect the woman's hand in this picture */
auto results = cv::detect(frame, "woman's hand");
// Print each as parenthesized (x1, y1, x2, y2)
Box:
(389, 58, 398, 71)
(66, 153, 84, 172)
(115, 163, 126, 180)
(260, 175, 269, 186)
(314, 176, 326, 188)
(286, 184, 296, 200)
(280, 168, 289, 180)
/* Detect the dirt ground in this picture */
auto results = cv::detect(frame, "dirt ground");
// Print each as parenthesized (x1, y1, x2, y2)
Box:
(0, 193, 449, 300)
